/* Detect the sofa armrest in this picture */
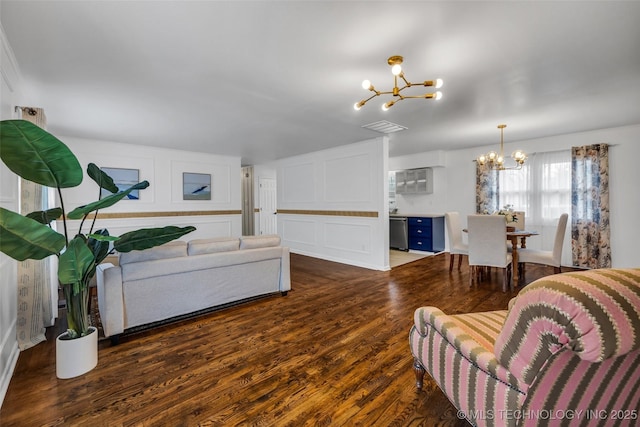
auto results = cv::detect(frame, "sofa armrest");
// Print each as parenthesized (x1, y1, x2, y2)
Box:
(96, 263, 125, 338)
(279, 247, 291, 292)
(494, 268, 640, 385)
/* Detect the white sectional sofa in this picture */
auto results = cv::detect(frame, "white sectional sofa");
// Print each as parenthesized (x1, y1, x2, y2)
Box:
(96, 235, 290, 340)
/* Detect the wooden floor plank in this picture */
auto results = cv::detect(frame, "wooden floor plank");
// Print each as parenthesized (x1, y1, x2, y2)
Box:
(0, 253, 564, 426)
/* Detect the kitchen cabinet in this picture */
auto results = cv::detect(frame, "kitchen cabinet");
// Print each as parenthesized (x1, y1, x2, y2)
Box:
(395, 168, 433, 194)
(408, 216, 444, 252)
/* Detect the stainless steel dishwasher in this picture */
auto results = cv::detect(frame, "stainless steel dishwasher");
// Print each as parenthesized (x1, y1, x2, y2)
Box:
(390, 216, 408, 251)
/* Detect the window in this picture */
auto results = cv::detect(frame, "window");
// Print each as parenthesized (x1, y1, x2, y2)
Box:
(499, 150, 571, 227)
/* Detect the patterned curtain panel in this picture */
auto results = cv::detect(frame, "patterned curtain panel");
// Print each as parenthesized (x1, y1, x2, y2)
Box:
(571, 144, 611, 269)
(17, 107, 54, 350)
(475, 163, 499, 214)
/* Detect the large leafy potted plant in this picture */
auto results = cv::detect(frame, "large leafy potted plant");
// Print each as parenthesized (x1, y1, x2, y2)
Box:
(0, 119, 195, 378)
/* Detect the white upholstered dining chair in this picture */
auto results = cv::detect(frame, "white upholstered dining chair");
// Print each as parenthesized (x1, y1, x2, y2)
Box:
(467, 214, 513, 292)
(445, 211, 468, 272)
(518, 213, 569, 280)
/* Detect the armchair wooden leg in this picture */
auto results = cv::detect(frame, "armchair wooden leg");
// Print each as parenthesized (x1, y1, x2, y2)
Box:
(413, 358, 426, 390)
(449, 254, 454, 272)
(458, 254, 463, 270)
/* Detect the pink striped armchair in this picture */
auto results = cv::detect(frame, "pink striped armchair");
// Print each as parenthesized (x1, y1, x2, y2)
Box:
(410, 268, 640, 426)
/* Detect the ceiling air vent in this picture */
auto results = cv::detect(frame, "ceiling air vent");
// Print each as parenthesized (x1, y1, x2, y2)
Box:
(361, 120, 408, 134)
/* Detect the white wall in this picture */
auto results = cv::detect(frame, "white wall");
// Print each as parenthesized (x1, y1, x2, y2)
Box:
(58, 137, 243, 242)
(0, 25, 22, 408)
(391, 124, 640, 268)
(275, 137, 390, 270)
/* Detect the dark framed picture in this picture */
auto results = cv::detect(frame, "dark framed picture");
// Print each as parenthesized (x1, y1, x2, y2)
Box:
(101, 167, 140, 200)
(183, 172, 211, 200)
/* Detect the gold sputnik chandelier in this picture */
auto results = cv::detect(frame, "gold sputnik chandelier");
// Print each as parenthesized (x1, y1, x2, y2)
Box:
(477, 124, 527, 170)
(354, 55, 443, 111)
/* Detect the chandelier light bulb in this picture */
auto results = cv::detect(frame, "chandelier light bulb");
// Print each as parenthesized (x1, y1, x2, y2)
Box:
(435, 78, 444, 89)
(488, 151, 497, 161)
(391, 64, 402, 76)
(354, 102, 362, 111)
(382, 101, 395, 111)
(497, 155, 504, 165)
(435, 91, 443, 100)
(477, 155, 486, 165)
(362, 80, 372, 90)
(512, 150, 526, 162)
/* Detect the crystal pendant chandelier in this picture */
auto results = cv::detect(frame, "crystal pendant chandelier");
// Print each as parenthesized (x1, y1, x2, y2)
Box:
(477, 124, 527, 170)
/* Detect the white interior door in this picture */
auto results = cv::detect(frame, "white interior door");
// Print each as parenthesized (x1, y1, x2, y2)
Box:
(259, 178, 277, 235)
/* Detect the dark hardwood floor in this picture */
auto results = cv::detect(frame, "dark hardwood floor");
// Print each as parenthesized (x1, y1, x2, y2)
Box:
(0, 253, 562, 426)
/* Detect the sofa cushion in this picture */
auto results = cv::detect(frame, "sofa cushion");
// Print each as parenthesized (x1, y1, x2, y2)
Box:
(119, 241, 187, 265)
(188, 237, 240, 256)
(239, 234, 281, 249)
(122, 246, 285, 282)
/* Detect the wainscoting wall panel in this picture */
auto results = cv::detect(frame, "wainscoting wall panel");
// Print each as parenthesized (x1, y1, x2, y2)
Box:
(324, 221, 373, 254)
(280, 217, 317, 247)
(165, 216, 239, 240)
(323, 153, 372, 203)
(276, 137, 389, 270)
(282, 162, 316, 203)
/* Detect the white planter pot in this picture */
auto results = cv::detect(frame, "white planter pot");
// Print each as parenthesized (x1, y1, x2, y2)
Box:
(56, 326, 98, 379)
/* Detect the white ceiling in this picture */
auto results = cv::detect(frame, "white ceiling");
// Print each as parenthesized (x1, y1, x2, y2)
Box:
(2, 1, 640, 166)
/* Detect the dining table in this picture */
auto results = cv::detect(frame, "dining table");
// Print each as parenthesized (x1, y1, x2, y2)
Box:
(463, 228, 539, 287)
(506, 229, 539, 286)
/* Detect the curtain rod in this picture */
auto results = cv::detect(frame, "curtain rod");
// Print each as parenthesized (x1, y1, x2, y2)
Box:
(520, 143, 618, 157)
(14, 106, 38, 116)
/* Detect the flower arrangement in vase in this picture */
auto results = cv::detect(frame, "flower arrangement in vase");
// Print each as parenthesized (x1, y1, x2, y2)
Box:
(495, 204, 518, 230)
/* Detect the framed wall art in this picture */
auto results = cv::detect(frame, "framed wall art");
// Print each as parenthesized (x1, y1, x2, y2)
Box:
(183, 172, 211, 200)
(101, 167, 140, 200)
